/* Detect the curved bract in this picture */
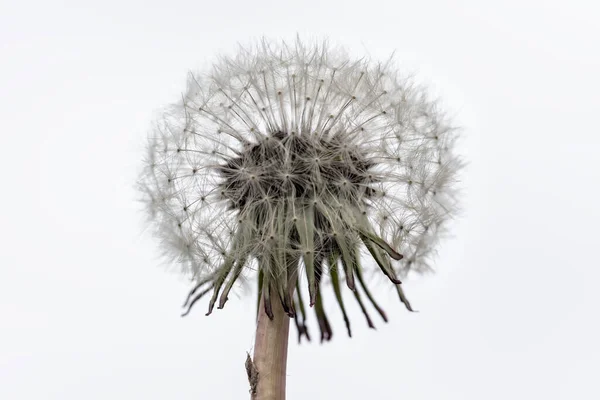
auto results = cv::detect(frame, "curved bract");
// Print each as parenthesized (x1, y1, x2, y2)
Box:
(139, 38, 462, 342)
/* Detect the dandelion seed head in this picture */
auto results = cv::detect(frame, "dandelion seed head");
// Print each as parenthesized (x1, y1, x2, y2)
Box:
(139, 37, 462, 341)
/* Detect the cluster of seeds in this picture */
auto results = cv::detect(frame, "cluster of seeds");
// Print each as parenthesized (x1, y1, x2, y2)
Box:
(140, 39, 462, 342)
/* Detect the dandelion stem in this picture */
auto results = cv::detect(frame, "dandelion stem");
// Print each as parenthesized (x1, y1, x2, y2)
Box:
(250, 283, 291, 400)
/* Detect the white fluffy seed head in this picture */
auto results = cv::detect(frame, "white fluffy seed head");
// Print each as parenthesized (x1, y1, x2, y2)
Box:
(139, 38, 462, 292)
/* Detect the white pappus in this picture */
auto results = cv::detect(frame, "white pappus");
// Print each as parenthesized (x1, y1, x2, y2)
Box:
(138, 38, 462, 342)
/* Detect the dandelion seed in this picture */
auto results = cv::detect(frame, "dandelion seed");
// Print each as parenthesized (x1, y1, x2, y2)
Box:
(139, 38, 462, 345)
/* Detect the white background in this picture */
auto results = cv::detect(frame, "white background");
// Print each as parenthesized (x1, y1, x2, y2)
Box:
(1, 0, 599, 399)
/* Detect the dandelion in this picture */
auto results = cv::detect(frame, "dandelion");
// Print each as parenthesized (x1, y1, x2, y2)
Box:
(139, 38, 462, 399)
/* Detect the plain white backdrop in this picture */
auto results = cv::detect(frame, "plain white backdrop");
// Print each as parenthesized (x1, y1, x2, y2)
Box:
(1, 0, 599, 399)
